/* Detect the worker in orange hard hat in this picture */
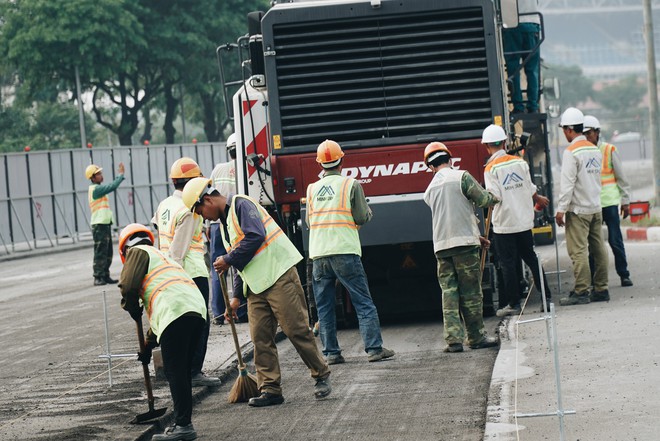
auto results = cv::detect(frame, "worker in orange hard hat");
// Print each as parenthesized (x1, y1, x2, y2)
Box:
(151, 157, 220, 388)
(306, 139, 395, 364)
(422, 140, 499, 353)
(86, 161, 125, 286)
(118, 223, 207, 441)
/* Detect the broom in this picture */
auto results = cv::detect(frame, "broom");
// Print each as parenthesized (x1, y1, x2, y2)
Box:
(219, 272, 259, 403)
(480, 205, 493, 274)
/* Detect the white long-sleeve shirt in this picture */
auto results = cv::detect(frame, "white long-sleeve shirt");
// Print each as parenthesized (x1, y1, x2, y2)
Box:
(484, 149, 536, 234)
(556, 135, 602, 215)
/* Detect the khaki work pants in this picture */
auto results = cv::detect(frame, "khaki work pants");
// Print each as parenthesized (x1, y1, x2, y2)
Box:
(247, 266, 330, 395)
(565, 211, 609, 294)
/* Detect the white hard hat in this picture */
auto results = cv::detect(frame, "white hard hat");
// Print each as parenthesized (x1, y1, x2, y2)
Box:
(559, 107, 584, 127)
(481, 124, 507, 144)
(226, 133, 237, 151)
(583, 115, 600, 131)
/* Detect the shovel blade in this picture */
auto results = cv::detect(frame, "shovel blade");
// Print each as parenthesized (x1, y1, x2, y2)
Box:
(130, 406, 167, 424)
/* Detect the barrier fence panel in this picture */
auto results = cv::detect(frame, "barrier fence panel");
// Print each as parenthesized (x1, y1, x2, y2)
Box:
(0, 143, 226, 256)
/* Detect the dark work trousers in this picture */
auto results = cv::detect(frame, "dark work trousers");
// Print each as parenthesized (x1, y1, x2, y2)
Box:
(91, 223, 113, 279)
(160, 314, 204, 427)
(493, 230, 552, 308)
(601, 205, 630, 279)
(191, 277, 210, 375)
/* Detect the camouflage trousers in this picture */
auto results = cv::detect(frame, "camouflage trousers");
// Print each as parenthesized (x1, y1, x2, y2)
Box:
(436, 248, 486, 346)
(92, 224, 113, 279)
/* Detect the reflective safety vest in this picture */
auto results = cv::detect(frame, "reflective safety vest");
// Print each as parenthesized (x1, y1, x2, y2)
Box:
(224, 195, 302, 295)
(135, 245, 207, 342)
(88, 185, 114, 225)
(306, 174, 361, 259)
(599, 142, 621, 207)
(155, 196, 207, 278)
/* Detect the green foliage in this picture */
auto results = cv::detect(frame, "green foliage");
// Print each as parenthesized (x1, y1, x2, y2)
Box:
(594, 75, 647, 117)
(544, 64, 594, 109)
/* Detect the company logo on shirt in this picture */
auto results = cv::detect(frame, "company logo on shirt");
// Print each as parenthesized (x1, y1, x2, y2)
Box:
(502, 172, 525, 190)
(316, 185, 336, 201)
(586, 157, 601, 171)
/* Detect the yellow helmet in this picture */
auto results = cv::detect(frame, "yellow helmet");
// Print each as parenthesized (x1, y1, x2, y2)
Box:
(182, 177, 214, 211)
(118, 223, 155, 263)
(170, 157, 202, 179)
(85, 164, 102, 180)
(316, 140, 344, 168)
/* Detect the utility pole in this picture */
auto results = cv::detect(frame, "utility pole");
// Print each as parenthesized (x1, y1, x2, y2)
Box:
(643, 0, 660, 204)
(75, 66, 87, 149)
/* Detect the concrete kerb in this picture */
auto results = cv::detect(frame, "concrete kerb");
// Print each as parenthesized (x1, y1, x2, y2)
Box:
(134, 330, 287, 441)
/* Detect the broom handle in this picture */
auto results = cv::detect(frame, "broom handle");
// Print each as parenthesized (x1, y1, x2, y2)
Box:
(219, 271, 247, 369)
(480, 205, 493, 274)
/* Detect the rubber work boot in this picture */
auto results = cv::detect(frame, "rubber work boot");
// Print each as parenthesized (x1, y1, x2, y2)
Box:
(590, 289, 610, 302)
(326, 354, 345, 365)
(367, 347, 395, 362)
(191, 372, 221, 387)
(248, 392, 285, 407)
(104, 277, 118, 284)
(621, 277, 633, 287)
(559, 291, 590, 306)
(94, 278, 107, 286)
(496, 304, 521, 317)
(152, 423, 197, 441)
(443, 343, 464, 353)
(469, 336, 499, 350)
(314, 375, 332, 399)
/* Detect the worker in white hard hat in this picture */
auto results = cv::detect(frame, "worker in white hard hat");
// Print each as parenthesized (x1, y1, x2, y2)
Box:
(481, 124, 552, 316)
(556, 107, 609, 306)
(85, 161, 125, 286)
(151, 157, 221, 388)
(181, 177, 331, 407)
(207, 134, 247, 325)
(306, 140, 394, 365)
(583, 115, 633, 287)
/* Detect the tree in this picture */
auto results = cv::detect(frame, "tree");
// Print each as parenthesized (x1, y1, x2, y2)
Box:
(544, 64, 594, 109)
(594, 75, 647, 116)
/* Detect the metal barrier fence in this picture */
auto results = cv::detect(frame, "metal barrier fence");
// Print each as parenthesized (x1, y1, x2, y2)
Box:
(0, 143, 228, 255)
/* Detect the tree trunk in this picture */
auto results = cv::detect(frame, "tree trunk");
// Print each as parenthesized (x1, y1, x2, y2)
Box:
(163, 84, 178, 144)
(141, 107, 152, 144)
(200, 91, 219, 142)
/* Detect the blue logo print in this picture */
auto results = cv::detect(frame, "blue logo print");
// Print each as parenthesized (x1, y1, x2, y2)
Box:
(502, 172, 524, 186)
(317, 186, 335, 197)
(586, 158, 601, 169)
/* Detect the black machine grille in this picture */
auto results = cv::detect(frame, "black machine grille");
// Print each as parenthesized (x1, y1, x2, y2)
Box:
(267, 6, 496, 152)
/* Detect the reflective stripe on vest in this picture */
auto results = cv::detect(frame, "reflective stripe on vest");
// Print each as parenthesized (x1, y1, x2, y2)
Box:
(155, 196, 207, 278)
(88, 185, 113, 225)
(136, 245, 206, 342)
(306, 175, 361, 259)
(600, 142, 621, 207)
(225, 195, 302, 295)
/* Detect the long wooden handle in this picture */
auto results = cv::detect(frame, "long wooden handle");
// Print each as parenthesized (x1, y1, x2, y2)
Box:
(219, 273, 246, 369)
(480, 206, 493, 274)
(135, 319, 156, 411)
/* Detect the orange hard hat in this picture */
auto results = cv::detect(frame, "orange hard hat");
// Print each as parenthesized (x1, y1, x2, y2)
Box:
(316, 140, 344, 168)
(170, 157, 202, 179)
(423, 142, 452, 165)
(118, 223, 155, 263)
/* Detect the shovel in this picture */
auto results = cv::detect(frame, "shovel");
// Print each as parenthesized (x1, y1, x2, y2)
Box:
(130, 319, 167, 424)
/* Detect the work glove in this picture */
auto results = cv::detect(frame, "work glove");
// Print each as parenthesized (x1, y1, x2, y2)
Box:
(137, 338, 157, 365)
(129, 307, 143, 322)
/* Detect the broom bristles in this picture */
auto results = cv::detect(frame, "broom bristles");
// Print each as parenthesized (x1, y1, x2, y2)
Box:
(227, 367, 259, 403)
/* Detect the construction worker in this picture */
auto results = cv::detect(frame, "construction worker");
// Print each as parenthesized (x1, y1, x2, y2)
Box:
(152, 158, 220, 387)
(583, 115, 633, 287)
(208, 134, 247, 324)
(422, 142, 499, 353)
(86, 162, 125, 286)
(503, 0, 541, 113)
(481, 124, 552, 316)
(555, 108, 609, 305)
(305, 140, 395, 365)
(118, 223, 206, 441)
(182, 177, 331, 407)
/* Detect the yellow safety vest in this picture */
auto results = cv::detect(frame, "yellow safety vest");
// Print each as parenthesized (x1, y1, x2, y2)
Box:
(155, 196, 207, 278)
(599, 142, 621, 207)
(306, 174, 361, 259)
(224, 195, 302, 295)
(136, 245, 207, 342)
(88, 185, 114, 225)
